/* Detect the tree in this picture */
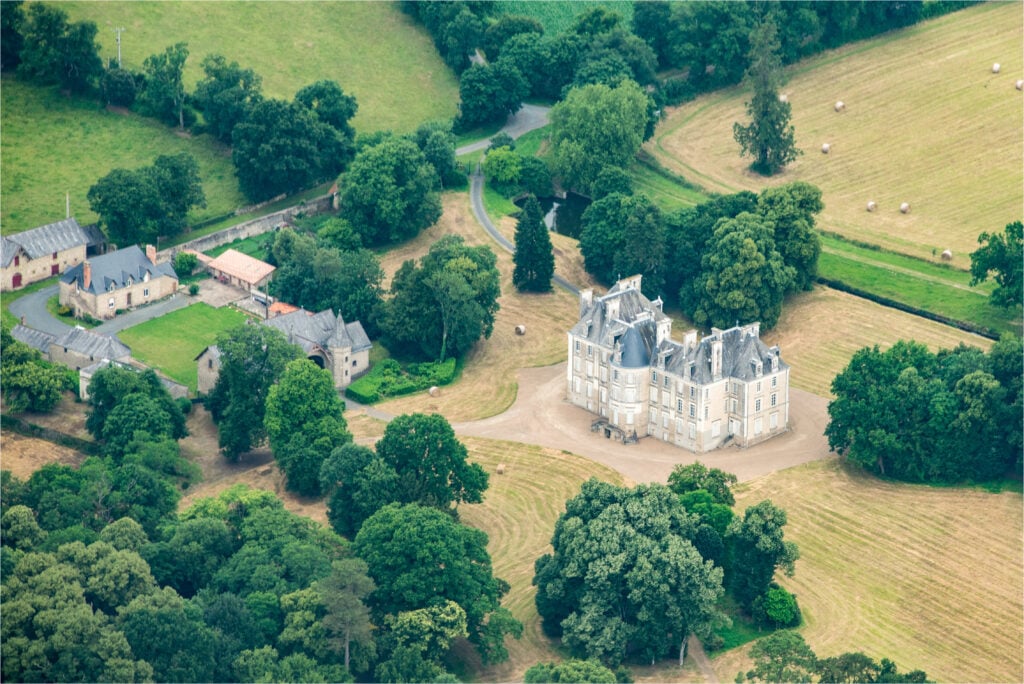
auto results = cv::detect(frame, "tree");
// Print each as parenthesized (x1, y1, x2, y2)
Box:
(206, 325, 301, 460)
(483, 14, 543, 62)
(320, 444, 401, 538)
(513, 195, 556, 292)
(579, 192, 666, 298)
(294, 80, 358, 141)
(85, 365, 186, 445)
(375, 601, 467, 683)
(264, 359, 351, 497)
(483, 145, 523, 195)
(101, 394, 174, 460)
(17, 4, 102, 94)
(381, 235, 501, 362)
(970, 221, 1022, 308)
(374, 413, 488, 511)
(692, 212, 795, 329)
(458, 60, 529, 129)
(666, 2, 754, 90)
(549, 80, 648, 195)
(525, 659, 618, 683)
(752, 584, 801, 628)
(410, 119, 462, 188)
(232, 96, 352, 203)
(1, 1, 25, 72)
(757, 182, 823, 292)
(340, 137, 442, 246)
(632, 0, 672, 67)
(534, 479, 725, 666)
(87, 153, 206, 246)
(139, 42, 190, 129)
(354, 504, 521, 664)
(726, 500, 799, 612)
(317, 558, 376, 674)
(667, 462, 738, 506)
(118, 587, 218, 682)
(0, 328, 72, 413)
(742, 631, 817, 684)
(193, 53, 263, 143)
(733, 18, 801, 175)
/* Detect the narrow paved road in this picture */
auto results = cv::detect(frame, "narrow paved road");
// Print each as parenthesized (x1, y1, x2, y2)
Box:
(8, 285, 70, 337)
(455, 103, 551, 156)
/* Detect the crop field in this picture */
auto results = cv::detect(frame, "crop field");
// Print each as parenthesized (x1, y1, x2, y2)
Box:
(116, 302, 249, 392)
(59, 1, 458, 134)
(493, 1, 633, 35)
(0, 78, 245, 234)
(712, 458, 1023, 684)
(650, 2, 1023, 268)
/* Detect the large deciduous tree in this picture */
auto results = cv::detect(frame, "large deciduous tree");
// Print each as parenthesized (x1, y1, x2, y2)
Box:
(457, 60, 529, 129)
(969, 220, 1022, 309)
(340, 137, 442, 246)
(733, 18, 801, 175)
(692, 212, 795, 329)
(513, 195, 555, 292)
(726, 500, 799, 612)
(87, 153, 206, 246)
(0, 327, 73, 413)
(17, 3, 102, 94)
(756, 182, 822, 292)
(549, 80, 648, 195)
(264, 359, 351, 497)
(205, 325, 301, 460)
(139, 42, 190, 129)
(193, 53, 263, 144)
(534, 479, 725, 666)
(381, 235, 500, 362)
(354, 503, 522, 665)
(580, 192, 666, 298)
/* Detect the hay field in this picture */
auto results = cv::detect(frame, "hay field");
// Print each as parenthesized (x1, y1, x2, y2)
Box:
(761, 286, 993, 397)
(651, 2, 1023, 267)
(712, 459, 1023, 683)
(59, 1, 458, 134)
(377, 193, 595, 422)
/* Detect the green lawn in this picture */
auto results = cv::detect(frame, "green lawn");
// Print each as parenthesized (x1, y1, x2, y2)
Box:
(60, 1, 459, 135)
(818, 234, 1019, 336)
(117, 303, 249, 392)
(206, 234, 273, 261)
(629, 159, 707, 211)
(1, 78, 245, 234)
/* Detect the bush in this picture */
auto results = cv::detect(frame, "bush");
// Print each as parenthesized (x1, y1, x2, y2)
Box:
(188, 283, 200, 296)
(752, 585, 801, 628)
(56, 304, 73, 317)
(173, 251, 199, 275)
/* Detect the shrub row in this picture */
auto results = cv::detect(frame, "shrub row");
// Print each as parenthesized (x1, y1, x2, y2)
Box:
(345, 358, 457, 404)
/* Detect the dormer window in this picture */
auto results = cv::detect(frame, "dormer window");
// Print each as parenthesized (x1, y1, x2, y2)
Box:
(144, 272, 150, 283)
(108, 281, 116, 292)
(126, 276, 133, 286)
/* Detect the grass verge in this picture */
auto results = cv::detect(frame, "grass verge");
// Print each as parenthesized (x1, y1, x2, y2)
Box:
(116, 302, 250, 392)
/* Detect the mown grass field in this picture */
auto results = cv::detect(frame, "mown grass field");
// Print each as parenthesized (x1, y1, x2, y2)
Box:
(712, 458, 1023, 684)
(761, 285, 994, 398)
(116, 302, 249, 392)
(651, 2, 1023, 269)
(493, 1, 633, 35)
(59, 1, 459, 134)
(0, 78, 245, 234)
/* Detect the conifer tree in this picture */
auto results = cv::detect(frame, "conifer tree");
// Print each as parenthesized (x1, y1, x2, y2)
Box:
(513, 195, 555, 292)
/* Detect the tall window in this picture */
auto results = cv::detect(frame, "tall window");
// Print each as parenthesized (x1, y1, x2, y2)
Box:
(755, 398, 762, 412)
(772, 375, 777, 388)
(689, 403, 696, 418)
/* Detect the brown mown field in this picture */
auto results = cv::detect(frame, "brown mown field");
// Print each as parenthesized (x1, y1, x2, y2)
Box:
(650, 2, 1024, 268)
(712, 459, 1023, 684)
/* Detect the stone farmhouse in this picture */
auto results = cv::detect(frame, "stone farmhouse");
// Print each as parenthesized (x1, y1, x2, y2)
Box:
(196, 308, 372, 394)
(567, 275, 790, 452)
(11, 323, 131, 371)
(1, 218, 105, 291)
(59, 245, 178, 320)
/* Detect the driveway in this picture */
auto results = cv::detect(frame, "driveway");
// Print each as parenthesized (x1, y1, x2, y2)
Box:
(8, 285, 70, 337)
(453, 363, 832, 485)
(456, 103, 551, 156)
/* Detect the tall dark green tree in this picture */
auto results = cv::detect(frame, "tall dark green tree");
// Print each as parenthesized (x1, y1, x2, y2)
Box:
(513, 195, 555, 292)
(139, 42, 190, 129)
(1, 1, 25, 72)
(457, 60, 529, 129)
(969, 220, 1022, 309)
(17, 3, 102, 94)
(733, 18, 800, 175)
(193, 54, 263, 143)
(757, 182, 823, 292)
(726, 500, 799, 612)
(579, 192, 666, 299)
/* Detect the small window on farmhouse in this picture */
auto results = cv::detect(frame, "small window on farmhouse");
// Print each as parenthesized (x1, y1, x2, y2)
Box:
(52, 251, 57, 260)
(208, 359, 214, 369)
(14, 256, 19, 266)
(144, 288, 149, 298)
(108, 282, 115, 292)
(108, 297, 115, 308)
(144, 272, 150, 282)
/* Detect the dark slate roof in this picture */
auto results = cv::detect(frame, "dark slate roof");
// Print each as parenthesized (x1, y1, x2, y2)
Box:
(54, 326, 131, 360)
(11, 324, 56, 354)
(662, 326, 787, 384)
(263, 309, 371, 354)
(194, 345, 221, 362)
(1, 218, 98, 267)
(620, 326, 650, 368)
(60, 245, 177, 295)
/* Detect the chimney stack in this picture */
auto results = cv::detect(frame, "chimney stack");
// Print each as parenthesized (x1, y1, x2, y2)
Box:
(146, 244, 157, 263)
(83, 261, 92, 290)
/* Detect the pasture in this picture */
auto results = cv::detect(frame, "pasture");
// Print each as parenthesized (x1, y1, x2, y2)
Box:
(116, 302, 250, 392)
(714, 458, 1023, 684)
(650, 2, 1024, 268)
(0, 78, 245, 234)
(59, 1, 459, 134)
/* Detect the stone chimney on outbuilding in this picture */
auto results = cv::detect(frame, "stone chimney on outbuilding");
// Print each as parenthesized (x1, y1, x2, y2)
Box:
(83, 261, 92, 290)
(146, 244, 157, 263)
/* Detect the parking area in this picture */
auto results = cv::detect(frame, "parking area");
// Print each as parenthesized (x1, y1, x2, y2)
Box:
(190, 278, 248, 309)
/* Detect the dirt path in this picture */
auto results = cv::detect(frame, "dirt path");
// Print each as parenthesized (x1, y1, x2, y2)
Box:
(453, 363, 831, 486)
(688, 635, 719, 683)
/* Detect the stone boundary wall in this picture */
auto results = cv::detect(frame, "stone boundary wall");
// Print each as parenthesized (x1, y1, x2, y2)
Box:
(159, 193, 335, 260)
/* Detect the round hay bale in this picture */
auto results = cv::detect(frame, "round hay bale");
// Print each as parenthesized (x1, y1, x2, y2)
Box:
(821, 143, 831, 154)
(834, 100, 845, 112)
(866, 201, 877, 212)
(1016, 79, 1023, 91)
(514, 324, 526, 336)
(992, 63, 1001, 73)
(941, 249, 953, 261)
(496, 463, 506, 475)
(778, 93, 788, 103)
(900, 202, 911, 214)
(428, 386, 440, 397)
